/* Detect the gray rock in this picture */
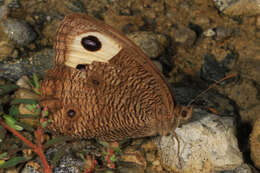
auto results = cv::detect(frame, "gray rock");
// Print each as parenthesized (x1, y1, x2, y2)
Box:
(154, 109, 243, 173)
(214, 26, 233, 40)
(7, 0, 20, 8)
(0, 48, 54, 81)
(127, 31, 169, 59)
(213, 0, 260, 16)
(213, 0, 235, 12)
(1, 18, 37, 46)
(0, 5, 8, 20)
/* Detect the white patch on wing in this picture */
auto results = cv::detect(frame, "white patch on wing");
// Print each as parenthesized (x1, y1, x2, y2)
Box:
(65, 32, 122, 68)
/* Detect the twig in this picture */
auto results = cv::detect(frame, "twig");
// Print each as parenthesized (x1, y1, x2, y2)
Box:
(0, 110, 52, 173)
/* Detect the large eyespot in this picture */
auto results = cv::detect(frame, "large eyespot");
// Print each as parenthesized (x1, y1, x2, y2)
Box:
(67, 109, 76, 118)
(81, 35, 101, 51)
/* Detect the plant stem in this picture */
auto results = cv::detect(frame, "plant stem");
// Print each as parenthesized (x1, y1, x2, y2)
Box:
(0, 121, 52, 173)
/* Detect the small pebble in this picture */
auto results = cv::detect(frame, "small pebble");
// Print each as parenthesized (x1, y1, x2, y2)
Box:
(173, 26, 197, 46)
(0, 5, 8, 20)
(127, 31, 168, 58)
(14, 88, 40, 100)
(203, 28, 216, 37)
(16, 76, 32, 90)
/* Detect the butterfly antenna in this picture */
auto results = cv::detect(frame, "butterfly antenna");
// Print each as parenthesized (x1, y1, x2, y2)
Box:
(186, 73, 237, 107)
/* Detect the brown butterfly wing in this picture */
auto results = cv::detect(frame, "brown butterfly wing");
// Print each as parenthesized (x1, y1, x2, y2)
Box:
(41, 13, 175, 141)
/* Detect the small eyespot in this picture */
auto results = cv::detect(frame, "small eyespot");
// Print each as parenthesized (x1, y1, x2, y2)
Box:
(67, 109, 76, 118)
(92, 79, 100, 85)
(76, 64, 87, 72)
(181, 110, 187, 118)
(81, 35, 101, 51)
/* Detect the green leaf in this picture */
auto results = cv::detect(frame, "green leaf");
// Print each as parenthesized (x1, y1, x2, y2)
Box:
(0, 85, 19, 96)
(0, 157, 27, 168)
(0, 153, 8, 159)
(11, 99, 38, 105)
(15, 122, 34, 132)
(19, 114, 39, 118)
(25, 104, 41, 115)
(4, 115, 23, 131)
(4, 115, 17, 125)
(33, 73, 40, 89)
(99, 141, 110, 148)
(110, 154, 117, 162)
(9, 105, 19, 118)
(41, 121, 48, 128)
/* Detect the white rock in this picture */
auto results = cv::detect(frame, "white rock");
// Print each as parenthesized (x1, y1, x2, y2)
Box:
(154, 109, 243, 173)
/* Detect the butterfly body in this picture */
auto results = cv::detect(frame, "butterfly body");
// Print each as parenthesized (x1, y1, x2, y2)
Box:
(40, 14, 192, 141)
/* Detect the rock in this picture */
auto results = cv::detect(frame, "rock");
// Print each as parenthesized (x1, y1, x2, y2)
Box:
(7, 0, 20, 8)
(154, 109, 243, 173)
(14, 88, 40, 100)
(0, 5, 8, 20)
(20, 161, 42, 173)
(117, 162, 146, 173)
(200, 54, 229, 83)
(214, 26, 233, 40)
(250, 117, 260, 169)
(171, 85, 237, 117)
(173, 26, 197, 46)
(121, 150, 147, 169)
(238, 58, 260, 84)
(219, 78, 260, 123)
(52, 155, 82, 173)
(16, 76, 32, 90)
(213, 0, 260, 16)
(5, 168, 19, 173)
(141, 140, 158, 152)
(0, 18, 36, 46)
(217, 164, 253, 173)
(203, 28, 216, 37)
(0, 48, 54, 81)
(127, 31, 169, 58)
(0, 40, 16, 61)
(192, 16, 211, 29)
(23, 48, 54, 78)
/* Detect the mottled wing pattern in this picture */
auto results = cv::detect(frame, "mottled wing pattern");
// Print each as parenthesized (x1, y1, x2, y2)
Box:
(40, 13, 175, 141)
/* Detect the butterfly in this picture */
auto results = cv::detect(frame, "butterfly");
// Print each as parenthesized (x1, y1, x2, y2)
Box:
(40, 13, 192, 141)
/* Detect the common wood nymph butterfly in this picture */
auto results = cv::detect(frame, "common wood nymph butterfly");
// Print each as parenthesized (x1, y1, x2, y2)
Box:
(40, 13, 192, 141)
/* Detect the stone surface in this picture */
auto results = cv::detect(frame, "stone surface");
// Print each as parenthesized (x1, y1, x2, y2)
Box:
(127, 31, 168, 58)
(14, 88, 40, 100)
(218, 78, 260, 124)
(250, 117, 260, 169)
(0, 18, 36, 46)
(0, 48, 54, 81)
(172, 26, 197, 46)
(16, 75, 32, 90)
(213, 0, 260, 16)
(217, 164, 253, 173)
(154, 109, 243, 173)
